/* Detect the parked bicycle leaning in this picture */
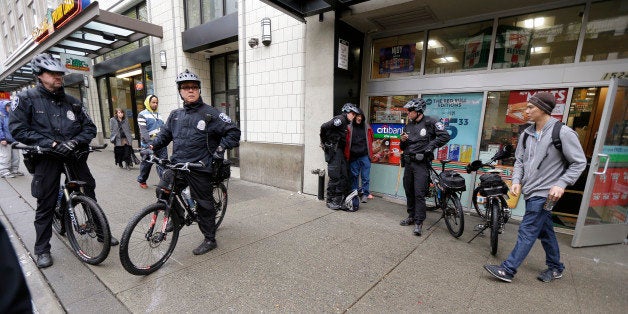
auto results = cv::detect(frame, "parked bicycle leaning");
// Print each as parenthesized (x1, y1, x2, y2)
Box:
(9, 53, 118, 268)
(143, 69, 240, 255)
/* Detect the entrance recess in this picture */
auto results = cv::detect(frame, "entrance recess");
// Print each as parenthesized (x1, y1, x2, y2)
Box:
(572, 78, 628, 247)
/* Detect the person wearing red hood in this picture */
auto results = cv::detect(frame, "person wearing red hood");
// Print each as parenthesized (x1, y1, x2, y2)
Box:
(344, 107, 374, 203)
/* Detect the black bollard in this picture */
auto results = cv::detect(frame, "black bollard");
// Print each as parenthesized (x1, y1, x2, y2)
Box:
(311, 169, 326, 200)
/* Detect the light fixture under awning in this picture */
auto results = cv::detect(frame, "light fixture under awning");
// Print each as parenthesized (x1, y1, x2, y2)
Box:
(0, 1, 163, 91)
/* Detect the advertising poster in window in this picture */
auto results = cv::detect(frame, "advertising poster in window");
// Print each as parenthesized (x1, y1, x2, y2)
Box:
(463, 28, 491, 69)
(369, 95, 415, 165)
(506, 89, 567, 124)
(379, 44, 416, 74)
(493, 25, 532, 69)
(423, 93, 484, 163)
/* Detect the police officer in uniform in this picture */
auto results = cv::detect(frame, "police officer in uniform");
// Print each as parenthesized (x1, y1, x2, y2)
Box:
(9, 53, 118, 269)
(320, 103, 359, 210)
(399, 98, 450, 236)
(147, 69, 241, 255)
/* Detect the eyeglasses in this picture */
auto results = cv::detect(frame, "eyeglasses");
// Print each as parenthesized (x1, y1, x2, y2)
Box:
(180, 85, 200, 91)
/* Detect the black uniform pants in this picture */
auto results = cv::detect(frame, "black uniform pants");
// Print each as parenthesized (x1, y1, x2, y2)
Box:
(31, 156, 96, 255)
(326, 147, 348, 203)
(0, 221, 32, 313)
(184, 170, 217, 241)
(403, 160, 430, 225)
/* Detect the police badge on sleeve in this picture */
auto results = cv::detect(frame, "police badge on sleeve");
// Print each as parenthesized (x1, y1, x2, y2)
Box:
(435, 122, 445, 131)
(333, 118, 341, 126)
(219, 113, 232, 123)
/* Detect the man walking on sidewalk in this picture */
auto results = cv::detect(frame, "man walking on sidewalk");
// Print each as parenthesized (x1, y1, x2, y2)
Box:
(484, 92, 586, 283)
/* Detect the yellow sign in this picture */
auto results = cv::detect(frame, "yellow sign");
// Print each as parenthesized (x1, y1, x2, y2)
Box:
(52, 0, 77, 27)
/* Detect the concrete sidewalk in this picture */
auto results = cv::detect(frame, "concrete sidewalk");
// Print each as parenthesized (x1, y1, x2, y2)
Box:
(1, 148, 626, 313)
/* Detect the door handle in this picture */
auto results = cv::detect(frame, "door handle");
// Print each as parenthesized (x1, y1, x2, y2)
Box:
(593, 154, 610, 175)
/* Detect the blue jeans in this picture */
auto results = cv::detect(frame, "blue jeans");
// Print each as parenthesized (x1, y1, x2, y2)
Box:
(501, 196, 564, 276)
(137, 147, 168, 183)
(349, 155, 371, 195)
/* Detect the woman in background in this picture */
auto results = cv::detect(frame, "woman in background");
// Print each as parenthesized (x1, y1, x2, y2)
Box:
(109, 108, 134, 170)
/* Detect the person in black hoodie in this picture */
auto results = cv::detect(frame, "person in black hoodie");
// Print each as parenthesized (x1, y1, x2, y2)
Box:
(147, 69, 241, 255)
(344, 108, 374, 203)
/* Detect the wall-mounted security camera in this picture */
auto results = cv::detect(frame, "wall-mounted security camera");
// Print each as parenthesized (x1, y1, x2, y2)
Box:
(248, 38, 259, 48)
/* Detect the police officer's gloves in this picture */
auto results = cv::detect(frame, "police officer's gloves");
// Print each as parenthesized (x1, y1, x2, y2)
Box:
(423, 146, 435, 161)
(212, 146, 225, 160)
(55, 140, 78, 156)
(140, 148, 153, 160)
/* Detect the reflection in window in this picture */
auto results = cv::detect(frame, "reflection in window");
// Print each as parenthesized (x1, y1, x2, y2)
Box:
(494, 5, 584, 69)
(581, 0, 628, 62)
(425, 20, 493, 75)
(186, 0, 201, 28)
(480, 91, 519, 166)
(202, 0, 223, 23)
(371, 32, 423, 79)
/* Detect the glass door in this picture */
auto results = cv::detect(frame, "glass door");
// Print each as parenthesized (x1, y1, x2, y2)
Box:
(572, 78, 628, 247)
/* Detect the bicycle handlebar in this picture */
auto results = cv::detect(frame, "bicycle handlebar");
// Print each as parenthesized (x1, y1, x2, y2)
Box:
(144, 153, 205, 171)
(12, 142, 108, 155)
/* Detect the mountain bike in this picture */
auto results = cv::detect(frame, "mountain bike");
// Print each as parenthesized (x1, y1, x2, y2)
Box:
(12, 142, 112, 265)
(466, 145, 514, 255)
(119, 154, 229, 275)
(425, 159, 466, 238)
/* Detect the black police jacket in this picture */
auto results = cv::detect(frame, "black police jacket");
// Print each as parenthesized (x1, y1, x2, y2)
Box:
(320, 114, 350, 149)
(9, 84, 96, 148)
(400, 115, 450, 154)
(151, 97, 241, 166)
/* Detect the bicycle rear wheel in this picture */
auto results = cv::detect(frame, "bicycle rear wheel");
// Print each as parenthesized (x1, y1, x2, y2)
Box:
(443, 193, 464, 238)
(120, 203, 180, 275)
(64, 195, 111, 265)
(212, 182, 228, 228)
(490, 200, 500, 255)
(472, 186, 487, 219)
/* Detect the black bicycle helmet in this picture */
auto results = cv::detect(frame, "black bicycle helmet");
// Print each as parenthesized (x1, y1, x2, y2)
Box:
(175, 69, 201, 89)
(31, 53, 67, 75)
(341, 103, 360, 114)
(403, 98, 427, 113)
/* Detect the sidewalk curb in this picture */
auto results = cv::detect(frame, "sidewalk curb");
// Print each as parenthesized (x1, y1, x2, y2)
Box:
(0, 214, 64, 314)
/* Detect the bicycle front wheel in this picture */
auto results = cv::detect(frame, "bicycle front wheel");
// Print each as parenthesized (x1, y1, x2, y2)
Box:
(212, 182, 228, 228)
(64, 195, 111, 265)
(120, 203, 180, 276)
(490, 200, 500, 256)
(443, 193, 464, 238)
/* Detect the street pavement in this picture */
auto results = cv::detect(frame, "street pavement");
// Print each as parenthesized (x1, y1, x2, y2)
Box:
(0, 147, 626, 313)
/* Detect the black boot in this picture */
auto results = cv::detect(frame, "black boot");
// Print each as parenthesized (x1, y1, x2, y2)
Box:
(413, 224, 423, 236)
(193, 239, 217, 255)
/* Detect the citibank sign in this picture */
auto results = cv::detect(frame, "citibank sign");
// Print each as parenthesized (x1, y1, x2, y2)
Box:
(33, 0, 91, 43)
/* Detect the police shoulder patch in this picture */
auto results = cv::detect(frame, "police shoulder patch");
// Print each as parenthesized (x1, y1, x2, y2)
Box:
(219, 112, 232, 123)
(435, 122, 445, 131)
(11, 97, 19, 111)
(333, 118, 342, 126)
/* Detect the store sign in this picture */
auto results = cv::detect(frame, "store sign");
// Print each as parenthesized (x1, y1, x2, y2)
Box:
(506, 89, 567, 123)
(33, 0, 91, 43)
(0, 92, 10, 100)
(338, 39, 349, 70)
(379, 44, 416, 74)
(60, 53, 92, 74)
(493, 26, 532, 69)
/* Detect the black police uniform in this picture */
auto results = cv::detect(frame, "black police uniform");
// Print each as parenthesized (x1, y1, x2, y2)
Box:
(151, 97, 240, 242)
(320, 113, 350, 207)
(9, 84, 98, 256)
(400, 115, 450, 226)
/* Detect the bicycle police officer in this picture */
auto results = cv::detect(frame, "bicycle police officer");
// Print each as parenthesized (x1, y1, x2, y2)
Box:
(9, 53, 118, 269)
(399, 98, 450, 236)
(146, 69, 240, 255)
(320, 103, 359, 210)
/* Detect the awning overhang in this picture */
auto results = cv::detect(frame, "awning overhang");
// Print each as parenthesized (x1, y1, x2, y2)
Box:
(259, 0, 370, 22)
(0, 2, 163, 91)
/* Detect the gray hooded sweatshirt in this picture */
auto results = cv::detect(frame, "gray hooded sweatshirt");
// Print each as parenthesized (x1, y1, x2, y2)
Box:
(512, 118, 586, 200)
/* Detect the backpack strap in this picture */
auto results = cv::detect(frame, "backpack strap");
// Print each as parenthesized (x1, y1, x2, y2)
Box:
(522, 122, 563, 153)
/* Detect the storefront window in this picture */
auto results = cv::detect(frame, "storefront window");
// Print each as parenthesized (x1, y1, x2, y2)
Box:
(368, 96, 414, 165)
(143, 64, 153, 96)
(493, 5, 584, 69)
(225, 0, 237, 15)
(97, 77, 111, 136)
(186, 0, 202, 28)
(202, 0, 223, 22)
(371, 32, 423, 79)
(580, 0, 628, 62)
(567, 87, 601, 156)
(425, 20, 493, 75)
